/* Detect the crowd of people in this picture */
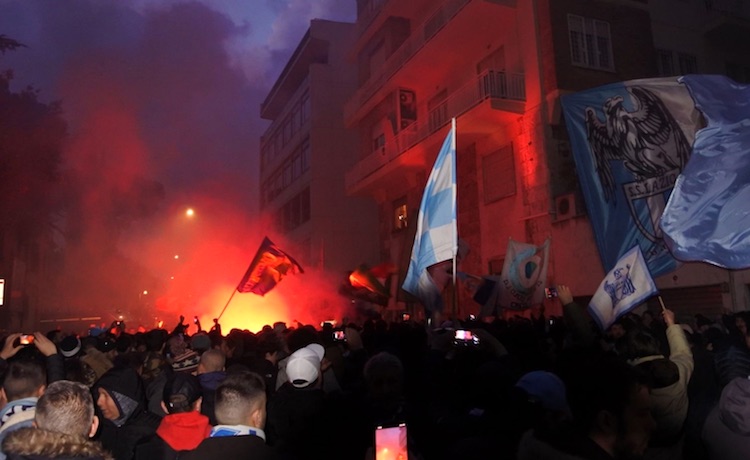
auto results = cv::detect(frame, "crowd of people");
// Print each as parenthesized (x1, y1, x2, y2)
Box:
(1, 286, 749, 460)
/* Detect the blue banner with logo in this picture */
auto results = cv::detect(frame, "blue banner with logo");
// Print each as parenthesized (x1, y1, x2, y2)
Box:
(561, 77, 702, 275)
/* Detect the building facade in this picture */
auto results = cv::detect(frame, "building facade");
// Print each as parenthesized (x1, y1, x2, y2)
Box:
(343, 0, 750, 318)
(260, 20, 379, 282)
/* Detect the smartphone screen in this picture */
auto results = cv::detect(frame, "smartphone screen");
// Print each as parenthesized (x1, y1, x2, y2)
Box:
(545, 287, 558, 299)
(375, 423, 407, 460)
(333, 330, 346, 341)
(454, 330, 479, 346)
(19, 334, 34, 345)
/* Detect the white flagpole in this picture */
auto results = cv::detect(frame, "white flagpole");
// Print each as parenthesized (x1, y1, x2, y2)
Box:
(451, 117, 458, 319)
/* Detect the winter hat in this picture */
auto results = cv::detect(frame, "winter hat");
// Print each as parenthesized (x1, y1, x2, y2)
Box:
(59, 335, 82, 358)
(163, 373, 203, 413)
(189, 333, 211, 353)
(719, 377, 750, 435)
(286, 343, 324, 388)
(516, 370, 570, 415)
(97, 336, 117, 353)
(171, 350, 200, 374)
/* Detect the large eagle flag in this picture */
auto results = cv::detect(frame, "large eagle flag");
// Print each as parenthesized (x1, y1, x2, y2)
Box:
(561, 75, 750, 274)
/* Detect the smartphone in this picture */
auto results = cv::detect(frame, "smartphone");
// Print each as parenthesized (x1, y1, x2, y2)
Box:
(19, 334, 34, 346)
(454, 329, 479, 346)
(401, 313, 410, 321)
(545, 287, 558, 299)
(375, 423, 407, 460)
(333, 330, 346, 341)
(193, 316, 199, 324)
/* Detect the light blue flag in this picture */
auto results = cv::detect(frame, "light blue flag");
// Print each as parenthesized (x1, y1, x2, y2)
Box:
(402, 119, 457, 312)
(660, 75, 750, 269)
(561, 78, 702, 275)
(589, 245, 657, 331)
(499, 238, 550, 310)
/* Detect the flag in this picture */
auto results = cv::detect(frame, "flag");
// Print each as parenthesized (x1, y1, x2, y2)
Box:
(471, 275, 502, 317)
(660, 75, 750, 269)
(589, 245, 657, 331)
(402, 119, 457, 312)
(499, 238, 550, 310)
(561, 77, 702, 275)
(342, 263, 395, 306)
(237, 237, 303, 296)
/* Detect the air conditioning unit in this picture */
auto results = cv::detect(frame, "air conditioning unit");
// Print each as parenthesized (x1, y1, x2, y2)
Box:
(553, 193, 584, 222)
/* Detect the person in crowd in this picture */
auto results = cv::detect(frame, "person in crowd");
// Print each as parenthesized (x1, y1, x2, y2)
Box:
(266, 343, 344, 459)
(196, 349, 226, 425)
(0, 332, 63, 459)
(1, 380, 110, 460)
(515, 370, 578, 460)
(702, 376, 750, 460)
(565, 355, 656, 460)
(0, 360, 47, 459)
(181, 370, 275, 460)
(134, 373, 209, 460)
(92, 367, 160, 460)
(623, 307, 693, 457)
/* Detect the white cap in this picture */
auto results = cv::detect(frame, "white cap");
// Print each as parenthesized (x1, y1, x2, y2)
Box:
(286, 343, 324, 388)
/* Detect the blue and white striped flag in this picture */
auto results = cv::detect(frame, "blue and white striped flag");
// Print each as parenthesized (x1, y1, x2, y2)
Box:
(660, 75, 750, 269)
(402, 119, 457, 312)
(588, 245, 657, 331)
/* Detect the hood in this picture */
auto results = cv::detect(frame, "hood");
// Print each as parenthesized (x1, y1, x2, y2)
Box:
(720, 377, 750, 435)
(94, 367, 146, 427)
(2, 427, 113, 460)
(156, 411, 211, 450)
(198, 371, 226, 390)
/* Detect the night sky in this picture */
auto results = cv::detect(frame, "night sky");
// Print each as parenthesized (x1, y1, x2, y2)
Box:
(0, 0, 356, 331)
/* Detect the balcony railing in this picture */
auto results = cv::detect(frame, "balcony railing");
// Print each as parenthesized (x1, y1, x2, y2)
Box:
(344, 0, 473, 122)
(345, 70, 525, 190)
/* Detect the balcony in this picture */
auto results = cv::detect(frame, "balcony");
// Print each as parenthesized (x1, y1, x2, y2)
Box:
(345, 70, 525, 194)
(703, 0, 750, 46)
(345, 0, 516, 125)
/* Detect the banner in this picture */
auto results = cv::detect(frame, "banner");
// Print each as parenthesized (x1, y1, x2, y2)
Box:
(589, 245, 657, 331)
(561, 77, 702, 275)
(499, 238, 550, 310)
(660, 75, 750, 269)
(402, 119, 457, 312)
(237, 237, 303, 296)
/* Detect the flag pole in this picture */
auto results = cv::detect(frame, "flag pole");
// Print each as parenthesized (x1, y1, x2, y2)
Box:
(216, 288, 238, 322)
(451, 117, 458, 320)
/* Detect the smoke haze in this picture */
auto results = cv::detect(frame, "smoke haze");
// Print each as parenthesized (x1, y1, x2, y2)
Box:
(0, 0, 357, 332)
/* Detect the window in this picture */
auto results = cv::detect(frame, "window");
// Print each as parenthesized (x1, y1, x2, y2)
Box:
(371, 121, 386, 153)
(483, 144, 516, 203)
(656, 49, 675, 76)
(678, 53, 698, 74)
(393, 197, 408, 231)
(301, 138, 310, 171)
(428, 90, 448, 133)
(300, 90, 310, 124)
(568, 14, 614, 71)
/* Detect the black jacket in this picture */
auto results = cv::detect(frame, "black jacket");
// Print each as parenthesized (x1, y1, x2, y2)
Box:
(178, 435, 276, 460)
(93, 368, 160, 460)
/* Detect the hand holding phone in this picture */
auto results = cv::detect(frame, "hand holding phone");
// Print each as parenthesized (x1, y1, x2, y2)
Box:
(545, 287, 558, 299)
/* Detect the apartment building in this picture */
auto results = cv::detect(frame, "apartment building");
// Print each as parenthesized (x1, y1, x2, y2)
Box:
(343, 0, 750, 316)
(260, 20, 379, 277)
